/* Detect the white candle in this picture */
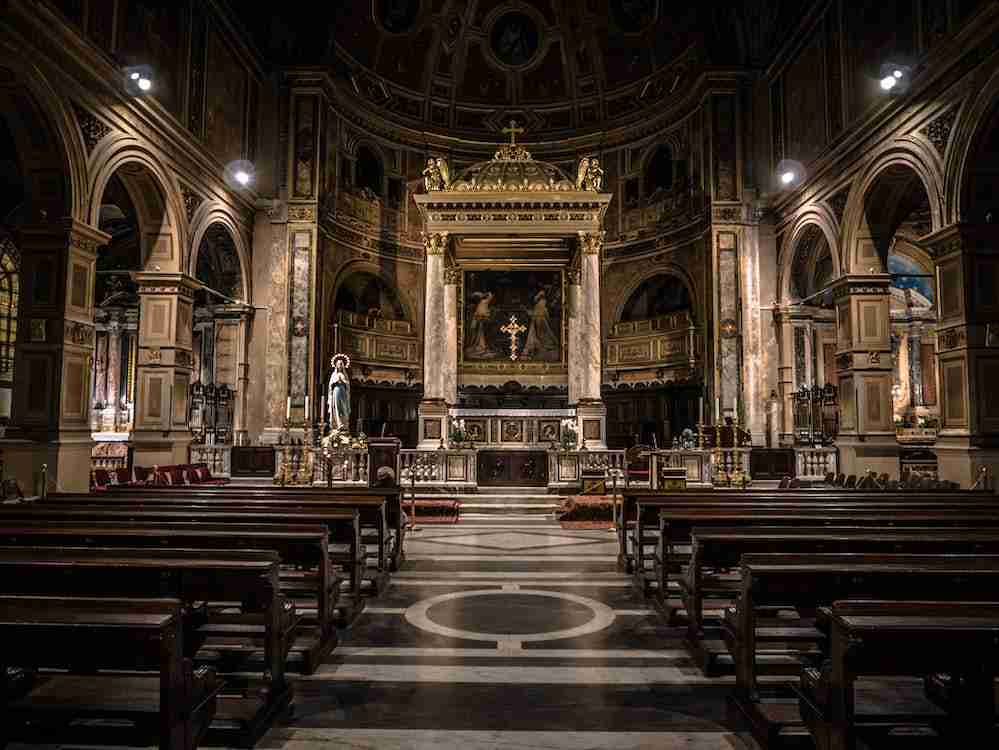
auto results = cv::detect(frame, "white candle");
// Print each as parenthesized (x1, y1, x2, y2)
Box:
(286, 396, 291, 420)
(698, 397, 704, 424)
(305, 395, 310, 419)
(320, 397, 325, 423)
(715, 397, 720, 421)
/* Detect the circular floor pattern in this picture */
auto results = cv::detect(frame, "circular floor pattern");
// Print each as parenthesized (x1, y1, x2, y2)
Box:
(404, 589, 616, 643)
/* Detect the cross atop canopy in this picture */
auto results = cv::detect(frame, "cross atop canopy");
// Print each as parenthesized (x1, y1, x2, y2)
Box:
(502, 119, 525, 146)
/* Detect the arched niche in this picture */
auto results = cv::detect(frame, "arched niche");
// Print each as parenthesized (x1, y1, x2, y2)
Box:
(618, 272, 692, 323)
(355, 144, 385, 197)
(334, 270, 408, 320)
(789, 224, 835, 302)
(194, 223, 244, 302)
(643, 145, 674, 199)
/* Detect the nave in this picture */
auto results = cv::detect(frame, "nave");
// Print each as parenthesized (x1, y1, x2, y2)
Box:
(254, 516, 757, 750)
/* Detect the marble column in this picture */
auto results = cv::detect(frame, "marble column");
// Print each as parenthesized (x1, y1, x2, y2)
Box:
(773, 307, 796, 446)
(908, 328, 924, 409)
(567, 267, 583, 405)
(929, 224, 999, 487)
(418, 232, 449, 448)
(830, 275, 896, 477)
(4, 219, 109, 493)
(131, 272, 198, 466)
(575, 231, 606, 448)
(106, 315, 123, 431)
(443, 264, 459, 406)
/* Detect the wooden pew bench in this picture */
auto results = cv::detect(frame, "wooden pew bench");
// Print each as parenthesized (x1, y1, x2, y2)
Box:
(0, 595, 222, 750)
(53, 492, 393, 585)
(619, 489, 999, 573)
(0, 520, 340, 673)
(0, 503, 368, 622)
(94, 485, 407, 571)
(0, 546, 295, 746)
(797, 600, 999, 750)
(725, 553, 999, 750)
(678, 526, 999, 675)
(644, 504, 999, 596)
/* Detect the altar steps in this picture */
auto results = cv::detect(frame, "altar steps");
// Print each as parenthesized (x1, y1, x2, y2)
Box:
(414, 488, 561, 518)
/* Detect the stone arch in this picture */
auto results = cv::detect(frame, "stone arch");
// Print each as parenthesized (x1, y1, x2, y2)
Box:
(86, 138, 186, 272)
(330, 263, 413, 323)
(613, 264, 697, 325)
(188, 209, 251, 303)
(948, 67, 999, 223)
(0, 56, 88, 223)
(840, 147, 943, 275)
(778, 208, 841, 304)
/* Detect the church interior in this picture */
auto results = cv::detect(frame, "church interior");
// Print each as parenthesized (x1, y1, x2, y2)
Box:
(2, 1, 999, 748)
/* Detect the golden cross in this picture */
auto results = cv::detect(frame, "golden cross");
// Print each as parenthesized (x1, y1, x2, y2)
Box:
(502, 119, 525, 146)
(500, 314, 527, 361)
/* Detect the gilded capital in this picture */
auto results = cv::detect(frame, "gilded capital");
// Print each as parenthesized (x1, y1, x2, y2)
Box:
(423, 231, 449, 256)
(444, 267, 461, 285)
(578, 231, 605, 256)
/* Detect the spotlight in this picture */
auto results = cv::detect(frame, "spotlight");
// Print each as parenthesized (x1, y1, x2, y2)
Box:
(879, 61, 911, 95)
(776, 159, 805, 190)
(224, 159, 256, 190)
(123, 64, 154, 97)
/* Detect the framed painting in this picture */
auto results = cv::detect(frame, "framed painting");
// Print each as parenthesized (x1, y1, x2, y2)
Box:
(460, 269, 566, 373)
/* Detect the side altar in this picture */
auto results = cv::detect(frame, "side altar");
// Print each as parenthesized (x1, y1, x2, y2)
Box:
(412, 124, 613, 457)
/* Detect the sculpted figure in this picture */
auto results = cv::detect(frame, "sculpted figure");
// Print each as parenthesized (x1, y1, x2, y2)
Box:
(585, 158, 604, 191)
(575, 157, 590, 190)
(327, 354, 351, 431)
(422, 158, 443, 192)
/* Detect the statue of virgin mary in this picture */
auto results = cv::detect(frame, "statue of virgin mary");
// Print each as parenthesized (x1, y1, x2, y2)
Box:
(327, 354, 351, 432)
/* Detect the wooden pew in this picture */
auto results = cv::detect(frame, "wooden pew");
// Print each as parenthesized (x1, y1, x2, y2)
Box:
(640, 502, 999, 593)
(48, 491, 392, 583)
(96, 484, 406, 571)
(680, 526, 999, 673)
(620, 489, 999, 572)
(726, 554, 999, 749)
(797, 600, 999, 750)
(0, 546, 295, 746)
(0, 520, 339, 673)
(0, 595, 222, 750)
(0, 504, 368, 617)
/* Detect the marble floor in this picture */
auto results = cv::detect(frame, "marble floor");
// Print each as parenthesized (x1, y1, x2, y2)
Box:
(256, 519, 762, 750)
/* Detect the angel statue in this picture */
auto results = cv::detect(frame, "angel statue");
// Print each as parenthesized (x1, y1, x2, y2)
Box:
(436, 157, 450, 190)
(575, 157, 590, 190)
(585, 158, 604, 191)
(327, 353, 351, 432)
(422, 158, 444, 192)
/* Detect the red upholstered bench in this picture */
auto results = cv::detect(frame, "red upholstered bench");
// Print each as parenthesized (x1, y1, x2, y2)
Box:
(187, 463, 228, 486)
(90, 469, 112, 492)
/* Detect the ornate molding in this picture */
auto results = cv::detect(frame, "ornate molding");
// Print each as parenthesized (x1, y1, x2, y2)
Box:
(578, 231, 605, 256)
(920, 106, 959, 156)
(288, 205, 317, 222)
(938, 325, 968, 352)
(64, 320, 95, 347)
(71, 102, 113, 155)
(181, 186, 204, 223)
(443, 267, 461, 285)
(566, 268, 581, 285)
(422, 231, 449, 256)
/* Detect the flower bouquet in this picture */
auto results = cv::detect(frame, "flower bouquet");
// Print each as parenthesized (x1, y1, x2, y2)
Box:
(449, 418, 468, 448)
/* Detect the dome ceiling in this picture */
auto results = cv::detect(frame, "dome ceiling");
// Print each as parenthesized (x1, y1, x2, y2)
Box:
(329, 0, 739, 138)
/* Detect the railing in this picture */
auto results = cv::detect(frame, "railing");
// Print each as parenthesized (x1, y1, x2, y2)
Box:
(398, 449, 477, 491)
(314, 447, 369, 486)
(795, 446, 838, 482)
(710, 447, 753, 485)
(650, 449, 711, 488)
(548, 450, 628, 491)
(91, 440, 130, 473)
(189, 444, 232, 478)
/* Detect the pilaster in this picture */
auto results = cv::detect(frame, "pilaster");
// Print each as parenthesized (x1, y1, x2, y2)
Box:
(575, 231, 606, 447)
(131, 272, 199, 467)
(928, 223, 999, 487)
(5, 219, 109, 492)
(419, 231, 450, 448)
(830, 274, 896, 477)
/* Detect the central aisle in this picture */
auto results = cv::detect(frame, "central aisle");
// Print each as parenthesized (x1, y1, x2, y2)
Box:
(260, 514, 760, 749)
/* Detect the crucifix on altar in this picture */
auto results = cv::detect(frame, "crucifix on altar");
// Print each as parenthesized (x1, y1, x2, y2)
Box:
(412, 124, 613, 455)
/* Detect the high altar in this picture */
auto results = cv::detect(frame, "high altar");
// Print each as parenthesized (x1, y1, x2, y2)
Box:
(411, 129, 612, 454)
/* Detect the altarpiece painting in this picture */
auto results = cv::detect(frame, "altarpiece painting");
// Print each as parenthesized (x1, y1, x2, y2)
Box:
(461, 269, 564, 368)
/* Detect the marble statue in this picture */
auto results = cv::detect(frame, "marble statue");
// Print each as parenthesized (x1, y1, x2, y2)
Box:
(327, 353, 351, 431)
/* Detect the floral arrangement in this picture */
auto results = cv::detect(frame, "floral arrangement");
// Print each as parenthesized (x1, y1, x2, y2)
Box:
(449, 418, 468, 446)
(559, 418, 578, 451)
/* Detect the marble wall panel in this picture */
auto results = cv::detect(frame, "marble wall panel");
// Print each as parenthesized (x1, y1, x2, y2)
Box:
(288, 236, 312, 404)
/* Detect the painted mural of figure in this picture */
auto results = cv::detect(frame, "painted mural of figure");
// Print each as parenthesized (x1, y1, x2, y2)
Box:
(327, 354, 351, 431)
(465, 291, 496, 357)
(523, 289, 558, 360)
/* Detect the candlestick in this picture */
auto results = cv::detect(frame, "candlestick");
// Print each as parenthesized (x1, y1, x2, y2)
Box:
(286, 396, 291, 420)
(320, 396, 325, 423)
(715, 397, 720, 422)
(305, 395, 310, 420)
